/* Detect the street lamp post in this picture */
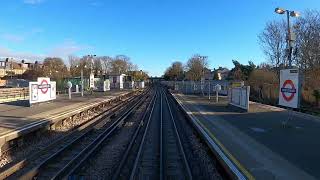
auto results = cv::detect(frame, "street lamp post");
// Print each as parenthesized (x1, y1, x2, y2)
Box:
(87, 54, 96, 74)
(275, 7, 300, 68)
(81, 68, 84, 97)
(11, 58, 13, 79)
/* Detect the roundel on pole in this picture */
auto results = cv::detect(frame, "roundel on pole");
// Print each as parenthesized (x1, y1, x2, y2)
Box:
(279, 69, 300, 109)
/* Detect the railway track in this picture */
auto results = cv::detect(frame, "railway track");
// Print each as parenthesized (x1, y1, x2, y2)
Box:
(69, 87, 157, 179)
(1, 89, 149, 180)
(1, 86, 226, 179)
(113, 87, 193, 179)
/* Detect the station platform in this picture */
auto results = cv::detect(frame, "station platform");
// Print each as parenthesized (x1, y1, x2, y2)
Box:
(172, 93, 319, 180)
(0, 90, 132, 154)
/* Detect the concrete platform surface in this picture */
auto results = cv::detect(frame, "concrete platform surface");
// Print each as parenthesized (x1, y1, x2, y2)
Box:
(0, 91, 131, 139)
(173, 93, 320, 180)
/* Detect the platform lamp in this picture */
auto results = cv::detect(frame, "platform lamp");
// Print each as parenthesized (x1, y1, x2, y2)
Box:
(275, 7, 300, 68)
(87, 54, 96, 74)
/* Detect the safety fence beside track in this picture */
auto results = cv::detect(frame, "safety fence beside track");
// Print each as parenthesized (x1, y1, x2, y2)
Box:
(0, 88, 29, 103)
(161, 80, 229, 95)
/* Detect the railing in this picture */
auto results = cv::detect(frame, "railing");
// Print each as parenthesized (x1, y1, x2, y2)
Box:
(0, 88, 29, 102)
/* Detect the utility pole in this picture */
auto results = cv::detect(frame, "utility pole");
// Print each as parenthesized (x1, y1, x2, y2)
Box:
(81, 68, 84, 97)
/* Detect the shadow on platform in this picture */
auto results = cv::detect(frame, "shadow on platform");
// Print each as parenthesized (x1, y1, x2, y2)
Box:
(1, 100, 30, 107)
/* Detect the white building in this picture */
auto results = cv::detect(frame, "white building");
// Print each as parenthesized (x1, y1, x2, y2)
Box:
(109, 74, 125, 89)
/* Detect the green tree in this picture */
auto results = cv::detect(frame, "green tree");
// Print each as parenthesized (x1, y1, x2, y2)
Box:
(228, 60, 256, 80)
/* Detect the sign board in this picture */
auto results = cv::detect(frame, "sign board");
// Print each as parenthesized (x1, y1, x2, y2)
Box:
(75, 85, 79, 93)
(29, 77, 56, 105)
(279, 69, 300, 108)
(228, 86, 250, 111)
(89, 73, 95, 88)
(231, 81, 244, 88)
(50, 81, 56, 99)
(67, 81, 72, 89)
(215, 84, 221, 91)
(104, 80, 110, 91)
(138, 81, 145, 89)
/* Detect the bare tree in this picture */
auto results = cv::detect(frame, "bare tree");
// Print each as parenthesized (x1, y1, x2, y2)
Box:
(100, 56, 113, 74)
(69, 55, 80, 76)
(259, 21, 287, 68)
(295, 10, 320, 70)
(93, 58, 102, 75)
(185, 54, 208, 81)
(127, 70, 149, 81)
(110, 55, 131, 74)
(164, 61, 184, 80)
(128, 62, 138, 72)
(43, 57, 69, 79)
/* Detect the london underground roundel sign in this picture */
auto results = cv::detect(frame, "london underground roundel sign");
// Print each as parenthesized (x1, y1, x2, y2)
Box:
(39, 79, 49, 94)
(279, 69, 300, 108)
(281, 80, 296, 102)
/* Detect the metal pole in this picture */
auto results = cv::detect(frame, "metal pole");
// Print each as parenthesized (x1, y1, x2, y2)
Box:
(208, 80, 211, 100)
(11, 59, 13, 79)
(216, 89, 219, 103)
(81, 68, 84, 97)
(286, 10, 292, 68)
(68, 87, 72, 99)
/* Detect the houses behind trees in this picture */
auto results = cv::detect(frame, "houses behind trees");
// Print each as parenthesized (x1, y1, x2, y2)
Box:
(227, 60, 256, 81)
(22, 55, 148, 82)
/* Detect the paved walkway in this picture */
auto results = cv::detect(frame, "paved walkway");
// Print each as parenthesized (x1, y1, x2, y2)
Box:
(0, 91, 131, 137)
(173, 93, 319, 180)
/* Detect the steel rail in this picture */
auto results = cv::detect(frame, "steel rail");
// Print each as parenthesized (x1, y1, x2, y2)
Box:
(111, 89, 157, 180)
(129, 89, 160, 180)
(159, 89, 164, 180)
(14, 91, 148, 180)
(55, 92, 150, 180)
(162, 88, 193, 179)
(1, 92, 140, 179)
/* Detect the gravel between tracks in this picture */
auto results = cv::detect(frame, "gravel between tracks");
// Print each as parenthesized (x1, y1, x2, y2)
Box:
(73, 95, 150, 179)
(167, 92, 223, 180)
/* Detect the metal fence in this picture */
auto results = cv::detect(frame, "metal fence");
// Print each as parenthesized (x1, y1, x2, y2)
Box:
(0, 88, 29, 103)
(161, 80, 230, 96)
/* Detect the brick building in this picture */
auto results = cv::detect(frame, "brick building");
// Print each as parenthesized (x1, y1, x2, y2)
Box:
(0, 58, 42, 78)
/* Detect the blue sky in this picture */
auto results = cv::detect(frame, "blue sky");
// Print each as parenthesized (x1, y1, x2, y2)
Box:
(0, 0, 319, 76)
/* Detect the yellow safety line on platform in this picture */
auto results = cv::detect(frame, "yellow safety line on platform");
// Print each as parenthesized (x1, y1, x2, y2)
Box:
(176, 94, 255, 180)
(194, 116, 255, 180)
